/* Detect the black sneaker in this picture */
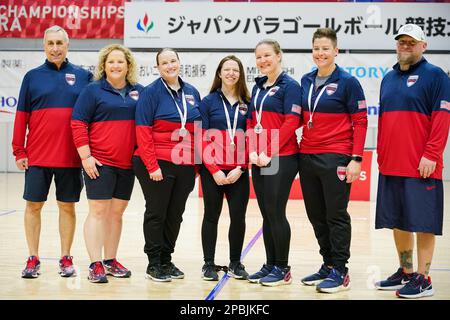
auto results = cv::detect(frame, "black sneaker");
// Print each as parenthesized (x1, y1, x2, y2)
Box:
(229, 262, 249, 280)
(202, 262, 219, 281)
(145, 264, 171, 282)
(162, 262, 185, 279)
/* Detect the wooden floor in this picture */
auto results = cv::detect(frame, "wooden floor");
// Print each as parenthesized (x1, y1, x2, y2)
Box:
(0, 172, 449, 300)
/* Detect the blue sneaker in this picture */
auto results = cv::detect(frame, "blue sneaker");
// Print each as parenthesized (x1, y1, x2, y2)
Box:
(316, 268, 350, 293)
(396, 274, 434, 299)
(301, 264, 332, 286)
(248, 264, 273, 283)
(260, 266, 292, 287)
(375, 267, 414, 291)
(22, 256, 40, 279)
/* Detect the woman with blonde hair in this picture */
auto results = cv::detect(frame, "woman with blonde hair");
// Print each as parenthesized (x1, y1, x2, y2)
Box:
(71, 44, 143, 283)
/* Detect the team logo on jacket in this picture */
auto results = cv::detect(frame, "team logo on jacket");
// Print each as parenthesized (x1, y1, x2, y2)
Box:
(129, 90, 139, 101)
(441, 100, 450, 111)
(358, 100, 367, 110)
(337, 166, 346, 181)
(185, 94, 195, 106)
(291, 104, 301, 114)
(326, 83, 338, 95)
(268, 86, 280, 96)
(239, 103, 248, 115)
(406, 75, 419, 87)
(65, 73, 76, 86)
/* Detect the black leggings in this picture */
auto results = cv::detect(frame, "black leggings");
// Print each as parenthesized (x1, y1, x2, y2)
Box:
(252, 154, 298, 268)
(133, 156, 196, 266)
(200, 166, 249, 264)
(298, 153, 352, 270)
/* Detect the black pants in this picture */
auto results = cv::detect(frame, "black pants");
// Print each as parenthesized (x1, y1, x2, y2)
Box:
(200, 166, 249, 264)
(133, 156, 196, 266)
(299, 153, 352, 271)
(252, 154, 298, 268)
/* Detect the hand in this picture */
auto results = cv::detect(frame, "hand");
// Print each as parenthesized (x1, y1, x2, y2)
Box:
(249, 152, 259, 165)
(149, 168, 163, 181)
(226, 167, 243, 184)
(213, 170, 228, 185)
(15, 158, 28, 171)
(418, 156, 436, 178)
(258, 152, 271, 167)
(82, 156, 102, 179)
(346, 160, 361, 183)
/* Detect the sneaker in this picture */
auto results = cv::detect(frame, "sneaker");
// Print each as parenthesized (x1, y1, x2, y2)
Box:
(396, 274, 434, 299)
(103, 258, 131, 278)
(316, 268, 350, 293)
(162, 262, 184, 279)
(248, 264, 273, 284)
(59, 255, 76, 277)
(202, 262, 219, 281)
(229, 262, 249, 280)
(260, 266, 292, 287)
(301, 264, 332, 286)
(22, 256, 40, 279)
(146, 264, 172, 282)
(374, 267, 414, 291)
(88, 261, 108, 283)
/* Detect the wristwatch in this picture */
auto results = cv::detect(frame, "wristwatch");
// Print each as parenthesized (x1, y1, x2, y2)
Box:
(351, 155, 363, 162)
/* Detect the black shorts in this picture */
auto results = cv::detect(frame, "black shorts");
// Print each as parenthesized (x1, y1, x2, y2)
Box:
(83, 165, 135, 200)
(23, 166, 83, 202)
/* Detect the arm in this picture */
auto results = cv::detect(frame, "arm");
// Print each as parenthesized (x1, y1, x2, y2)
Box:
(12, 73, 31, 170)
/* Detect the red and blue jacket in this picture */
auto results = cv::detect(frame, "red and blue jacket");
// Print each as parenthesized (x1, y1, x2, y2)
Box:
(12, 59, 92, 167)
(248, 72, 301, 157)
(378, 58, 450, 180)
(199, 90, 249, 174)
(71, 78, 143, 170)
(299, 65, 368, 156)
(135, 77, 202, 173)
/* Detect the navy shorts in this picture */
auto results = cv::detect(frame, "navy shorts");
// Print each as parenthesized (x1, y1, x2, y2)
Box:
(23, 166, 83, 202)
(83, 165, 135, 200)
(375, 173, 444, 235)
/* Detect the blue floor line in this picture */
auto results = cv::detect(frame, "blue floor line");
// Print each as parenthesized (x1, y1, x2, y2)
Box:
(205, 227, 263, 301)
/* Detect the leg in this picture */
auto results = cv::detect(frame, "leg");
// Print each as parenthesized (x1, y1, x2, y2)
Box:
(200, 167, 225, 264)
(24, 201, 45, 257)
(393, 229, 414, 274)
(104, 198, 129, 260)
(299, 154, 333, 267)
(57, 201, 76, 257)
(416, 232, 435, 276)
(84, 199, 111, 262)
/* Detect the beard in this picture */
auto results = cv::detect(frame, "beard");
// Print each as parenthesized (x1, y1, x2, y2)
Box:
(397, 52, 419, 66)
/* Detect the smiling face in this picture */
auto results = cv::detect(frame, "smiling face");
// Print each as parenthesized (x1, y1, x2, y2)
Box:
(157, 50, 180, 82)
(396, 35, 427, 67)
(312, 37, 338, 71)
(255, 43, 281, 76)
(104, 49, 128, 85)
(219, 59, 240, 89)
(44, 31, 69, 69)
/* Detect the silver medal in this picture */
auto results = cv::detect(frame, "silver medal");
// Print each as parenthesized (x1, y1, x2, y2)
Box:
(179, 127, 188, 137)
(254, 124, 263, 134)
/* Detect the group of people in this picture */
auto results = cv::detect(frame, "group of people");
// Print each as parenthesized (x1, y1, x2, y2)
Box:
(12, 24, 449, 299)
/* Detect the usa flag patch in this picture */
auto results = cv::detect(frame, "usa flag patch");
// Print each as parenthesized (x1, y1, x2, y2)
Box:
(441, 100, 450, 111)
(291, 104, 301, 114)
(358, 100, 367, 110)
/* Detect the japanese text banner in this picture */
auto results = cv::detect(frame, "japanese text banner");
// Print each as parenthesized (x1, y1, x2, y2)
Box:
(124, 2, 449, 50)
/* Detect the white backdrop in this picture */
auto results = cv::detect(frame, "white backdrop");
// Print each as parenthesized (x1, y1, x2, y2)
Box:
(1, 50, 449, 173)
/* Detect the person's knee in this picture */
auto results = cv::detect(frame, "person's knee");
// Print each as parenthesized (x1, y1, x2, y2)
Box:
(57, 201, 75, 214)
(26, 201, 45, 214)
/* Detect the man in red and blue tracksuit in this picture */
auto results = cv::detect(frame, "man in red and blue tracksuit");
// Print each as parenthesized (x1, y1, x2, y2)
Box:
(12, 26, 92, 279)
(374, 24, 450, 299)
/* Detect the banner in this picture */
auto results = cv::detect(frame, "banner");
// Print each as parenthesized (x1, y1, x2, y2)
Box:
(0, 0, 126, 39)
(1, 51, 448, 126)
(124, 2, 450, 50)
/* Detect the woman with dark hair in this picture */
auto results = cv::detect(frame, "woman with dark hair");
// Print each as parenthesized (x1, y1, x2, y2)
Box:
(199, 55, 251, 281)
(133, 48, 201, 282)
